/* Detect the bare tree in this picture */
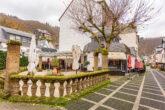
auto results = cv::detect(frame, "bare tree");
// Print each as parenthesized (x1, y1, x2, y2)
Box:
(66, 0, 158, 69)
(67, 0, 157, 49)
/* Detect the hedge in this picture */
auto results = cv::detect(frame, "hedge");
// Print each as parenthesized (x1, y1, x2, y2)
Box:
(0, 51, 6, 70)
(10, 70, 110, 81)
(7, 40, 22, 46)
(20, 56, 29, 67)
(0, 51, 29, 70)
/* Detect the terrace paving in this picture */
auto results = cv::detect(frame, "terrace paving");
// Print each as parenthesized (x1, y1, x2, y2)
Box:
(66, 69, 165, 110)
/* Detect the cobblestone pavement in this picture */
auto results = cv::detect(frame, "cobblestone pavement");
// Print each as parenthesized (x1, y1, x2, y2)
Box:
(65, 69, 165, 110)
(0, 76, 125, 110)
(0, 102, 66, 110)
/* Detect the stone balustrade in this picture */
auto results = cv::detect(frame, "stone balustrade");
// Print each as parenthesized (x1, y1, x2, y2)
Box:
(9, 70, 110, 97)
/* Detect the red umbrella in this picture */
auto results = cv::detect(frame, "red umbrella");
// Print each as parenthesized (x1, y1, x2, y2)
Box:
(127, 55, 132, 69)
(135, 58, 138, 69)
(139, 61, 144, 69)
(47, 58, 50, 63)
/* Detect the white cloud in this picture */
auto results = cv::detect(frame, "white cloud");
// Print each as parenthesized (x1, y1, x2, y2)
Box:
(0, 0, 67, 26)
(0, 0, 164, 38)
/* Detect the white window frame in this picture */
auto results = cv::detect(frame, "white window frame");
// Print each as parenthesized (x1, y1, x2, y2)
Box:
(9, 35, 15, 40)
(16, 36, 21, 41)
(23, 38, 28, 43)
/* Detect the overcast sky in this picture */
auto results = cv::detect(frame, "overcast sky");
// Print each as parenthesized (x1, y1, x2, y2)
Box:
(0, 0, 164, 38)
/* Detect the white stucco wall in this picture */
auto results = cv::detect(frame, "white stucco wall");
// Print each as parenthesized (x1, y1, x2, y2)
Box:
(59, 3, 91, 52)
(119, 33, 138, 54)
(131, 56, 135, 69)
(86, 52, 94, 71)
(86, 52, 102, 71)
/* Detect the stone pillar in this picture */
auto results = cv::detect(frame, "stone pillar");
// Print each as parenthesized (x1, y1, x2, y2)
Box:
(94, 55, 98, 71)
(102, 54, 108, 69)
(5, 43, 21, 91)
(39, 56, 42, 70)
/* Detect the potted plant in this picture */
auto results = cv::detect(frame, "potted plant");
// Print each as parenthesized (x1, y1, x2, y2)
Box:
(57, 62, 61, 74)
(83, 60, 90, 72)
(51, 57, 59, 74)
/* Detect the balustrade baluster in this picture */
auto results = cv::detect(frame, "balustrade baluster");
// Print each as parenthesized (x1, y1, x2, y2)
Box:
(22, 79, 28, 97)
(49, 81, 55, 97)
(72, 79, 77, 93)
(77, 78, 82, 91)
(31, 79, 37, 97)
(12, 79, 20, 97)
(40, 80, 46, 97)
(59, 81, 64, 97)
(66, 80, 72, 95)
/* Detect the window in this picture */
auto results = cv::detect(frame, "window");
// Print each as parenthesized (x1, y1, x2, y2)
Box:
(23, 38, 28, 43)
(9, 35, 15, 40)
(28, 39, 31, 44)
(16, 36, 21, 41)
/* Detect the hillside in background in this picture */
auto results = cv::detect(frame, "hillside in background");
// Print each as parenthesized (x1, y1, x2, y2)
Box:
(0, 13, 59, 43)
(139, 37, 163, 56)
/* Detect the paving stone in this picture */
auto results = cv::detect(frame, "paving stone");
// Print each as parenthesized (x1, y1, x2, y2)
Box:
(128, 82, 141, 85)
(119, 88, 138, 95)
(105, 85, 118, 90)
(95, 106, 110, 110)
(84, 93, 105, 102)
(66, 99, 94, 110)
(144, 84, 158, 87)
(143, 85, 160, 90)
(113, 92, 136, 102)
(111, 83, 122, 87)
(140, 98, 165, 110)
(124, 85, 139, 90)
(0, 102, 65, 110)
(138, 106, 149, 110)
(96, 88, 113, 95)
(127, 83, 141, 87)
(142, 88, 162, 95)
(103, 98, 133, 110)
(127, 84, 140, 87)
(142, 92, 165, 101)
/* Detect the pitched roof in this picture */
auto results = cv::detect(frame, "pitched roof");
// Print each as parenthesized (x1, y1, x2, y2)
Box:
(129, 47, 137, 56)
(41, 47, 57, 53)
(0, 28, 7, 42)
(0, 26, 33, 38)
(59, 0, 75, 21)
(83, 39, 131, 54)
